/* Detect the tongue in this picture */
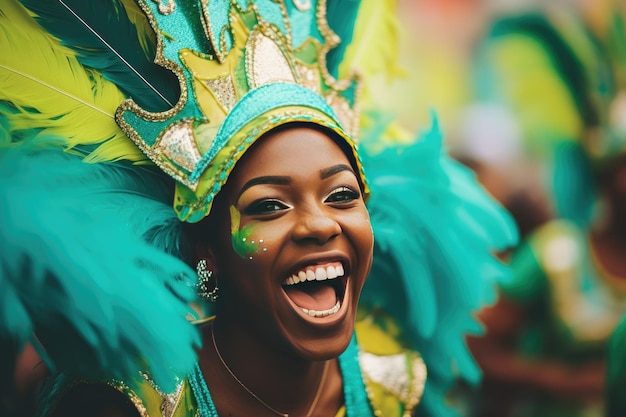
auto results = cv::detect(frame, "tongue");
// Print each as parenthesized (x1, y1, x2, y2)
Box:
(284, 281, 337, 310)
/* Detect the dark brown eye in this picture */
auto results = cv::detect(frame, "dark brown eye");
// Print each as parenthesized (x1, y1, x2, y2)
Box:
(244, 199, 289, 215)
(325, 186, 360, 204)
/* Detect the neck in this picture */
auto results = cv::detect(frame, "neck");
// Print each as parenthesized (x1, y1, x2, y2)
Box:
(198, 318, 342, 417)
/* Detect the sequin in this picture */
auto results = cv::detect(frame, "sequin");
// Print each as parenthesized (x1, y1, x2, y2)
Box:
(326, 93, 355, 137)
(152, 0, 176, 15)
(157, 120, 203, 173)
(247, 29, 295, 88)
(358, 351, 426, 416)
(296, 63, 320, 93)
(205, 75, 237, 112)
(140, 373, 184, 417)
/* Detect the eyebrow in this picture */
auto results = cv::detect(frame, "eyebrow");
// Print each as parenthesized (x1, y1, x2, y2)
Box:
(320, 164, 355, 180)
(239, 175, 291, 197)
(237, 164, 356, 200)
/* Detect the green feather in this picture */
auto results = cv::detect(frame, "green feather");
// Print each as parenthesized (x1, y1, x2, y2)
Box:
(0, 0, 146, 162)
(18, 0, 179, 112)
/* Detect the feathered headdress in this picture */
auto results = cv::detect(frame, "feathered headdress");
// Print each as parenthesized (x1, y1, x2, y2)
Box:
(0, 0, 367, 392)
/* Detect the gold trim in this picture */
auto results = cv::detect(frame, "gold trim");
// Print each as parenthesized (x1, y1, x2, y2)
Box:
(107, 379, 151, 417)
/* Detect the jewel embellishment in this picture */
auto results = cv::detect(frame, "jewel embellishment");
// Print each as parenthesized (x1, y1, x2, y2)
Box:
(157, 119, 203, 175)
(205, 75, 237, 112)
(247, 29, 296, 89)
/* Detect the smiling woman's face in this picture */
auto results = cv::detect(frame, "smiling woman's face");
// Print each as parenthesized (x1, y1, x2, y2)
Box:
(201, 125, 373, 359)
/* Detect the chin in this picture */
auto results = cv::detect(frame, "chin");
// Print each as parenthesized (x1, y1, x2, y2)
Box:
(280, 305, 359, 361)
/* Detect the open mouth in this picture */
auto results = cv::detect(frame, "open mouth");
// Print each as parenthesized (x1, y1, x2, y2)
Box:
(282, 262, 347, 318)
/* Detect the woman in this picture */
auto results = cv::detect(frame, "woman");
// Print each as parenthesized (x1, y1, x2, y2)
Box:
(0, 0, 516, 416)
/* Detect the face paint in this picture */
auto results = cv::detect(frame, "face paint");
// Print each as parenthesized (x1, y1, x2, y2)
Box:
(230, 205, 258, 258)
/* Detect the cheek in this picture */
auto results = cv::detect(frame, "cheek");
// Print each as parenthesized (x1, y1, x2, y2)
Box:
(345, 210, 374, 263)
(230, 222, 284, 263)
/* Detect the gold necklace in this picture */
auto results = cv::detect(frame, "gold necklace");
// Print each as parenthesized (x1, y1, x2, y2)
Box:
(210, 324, 329, 417)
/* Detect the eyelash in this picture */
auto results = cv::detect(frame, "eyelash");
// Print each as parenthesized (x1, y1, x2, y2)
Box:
(325, 186, 360, 204)
(243, 186, 360, 216)
(243, 199, 289, 215)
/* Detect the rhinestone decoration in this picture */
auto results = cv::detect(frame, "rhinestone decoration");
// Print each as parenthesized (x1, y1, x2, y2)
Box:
(296, 63, 321, 93)
(157, 120, 203, 174)
(205, 75, 237, 112)
(359, 352, 410, 400)
(358, 350, 426, 412)
(247, 29, 296, 89)
(140, 372, 184, 417)
(152, 0, 176, 15)
(326, 93, 357, 138)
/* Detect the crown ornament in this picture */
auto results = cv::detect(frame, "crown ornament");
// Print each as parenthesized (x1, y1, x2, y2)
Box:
(115, 0, 368, 222)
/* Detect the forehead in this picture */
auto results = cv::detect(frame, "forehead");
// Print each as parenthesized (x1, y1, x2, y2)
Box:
(229, 125, 352, 184)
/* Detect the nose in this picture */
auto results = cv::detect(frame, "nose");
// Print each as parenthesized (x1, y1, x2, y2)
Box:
(291, 205, 341, 245)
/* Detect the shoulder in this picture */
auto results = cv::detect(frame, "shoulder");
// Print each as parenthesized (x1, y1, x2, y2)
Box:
(355, 315, 427, 417)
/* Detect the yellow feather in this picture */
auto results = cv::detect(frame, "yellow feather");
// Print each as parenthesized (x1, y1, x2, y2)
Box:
(338, 0, 404, 83)
(0, 0, 146, 163)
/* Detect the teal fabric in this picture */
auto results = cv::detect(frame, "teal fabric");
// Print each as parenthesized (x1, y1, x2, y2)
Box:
(190, 83, 340, 182)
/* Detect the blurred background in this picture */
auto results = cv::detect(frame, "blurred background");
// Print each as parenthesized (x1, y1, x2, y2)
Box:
(374, 0, 626, 416)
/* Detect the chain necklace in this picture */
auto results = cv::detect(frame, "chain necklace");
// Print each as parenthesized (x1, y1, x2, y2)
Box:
(210, 324, 329, 417)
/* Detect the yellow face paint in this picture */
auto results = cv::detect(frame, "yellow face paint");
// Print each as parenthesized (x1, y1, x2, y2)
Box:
(230, 205, 258, 258)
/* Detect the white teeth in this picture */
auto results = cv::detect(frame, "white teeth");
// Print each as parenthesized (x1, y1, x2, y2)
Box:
(306, 270, 316, 281)
(301, 300, 341, 317)
(315, 267, 327, 281)
(327, 266, 337, 279)
(283, 263, 346, 286)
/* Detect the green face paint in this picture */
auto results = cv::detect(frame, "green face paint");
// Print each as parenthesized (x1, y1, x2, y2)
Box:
(230, 205, 259, 258)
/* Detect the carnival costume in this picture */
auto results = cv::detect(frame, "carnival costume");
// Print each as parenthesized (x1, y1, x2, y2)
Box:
(0, 1, 517, 416)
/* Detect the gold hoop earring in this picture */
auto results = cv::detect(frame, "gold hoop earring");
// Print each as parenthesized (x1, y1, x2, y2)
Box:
(196, 259, 219, 302)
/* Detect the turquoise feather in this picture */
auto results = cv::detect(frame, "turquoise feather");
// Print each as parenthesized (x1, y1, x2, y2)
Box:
(361, 114, 518, 416)
(0, 136, 200, 391)
(325, 0, 361, 77)
(18, 0, 179, 112)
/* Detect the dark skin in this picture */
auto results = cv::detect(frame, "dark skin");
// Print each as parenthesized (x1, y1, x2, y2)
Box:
(197, 126, 373, 416)
(51, 125, 374, 417)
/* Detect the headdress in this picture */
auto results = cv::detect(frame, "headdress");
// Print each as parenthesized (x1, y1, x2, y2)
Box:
(113, 0, 368, 222)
